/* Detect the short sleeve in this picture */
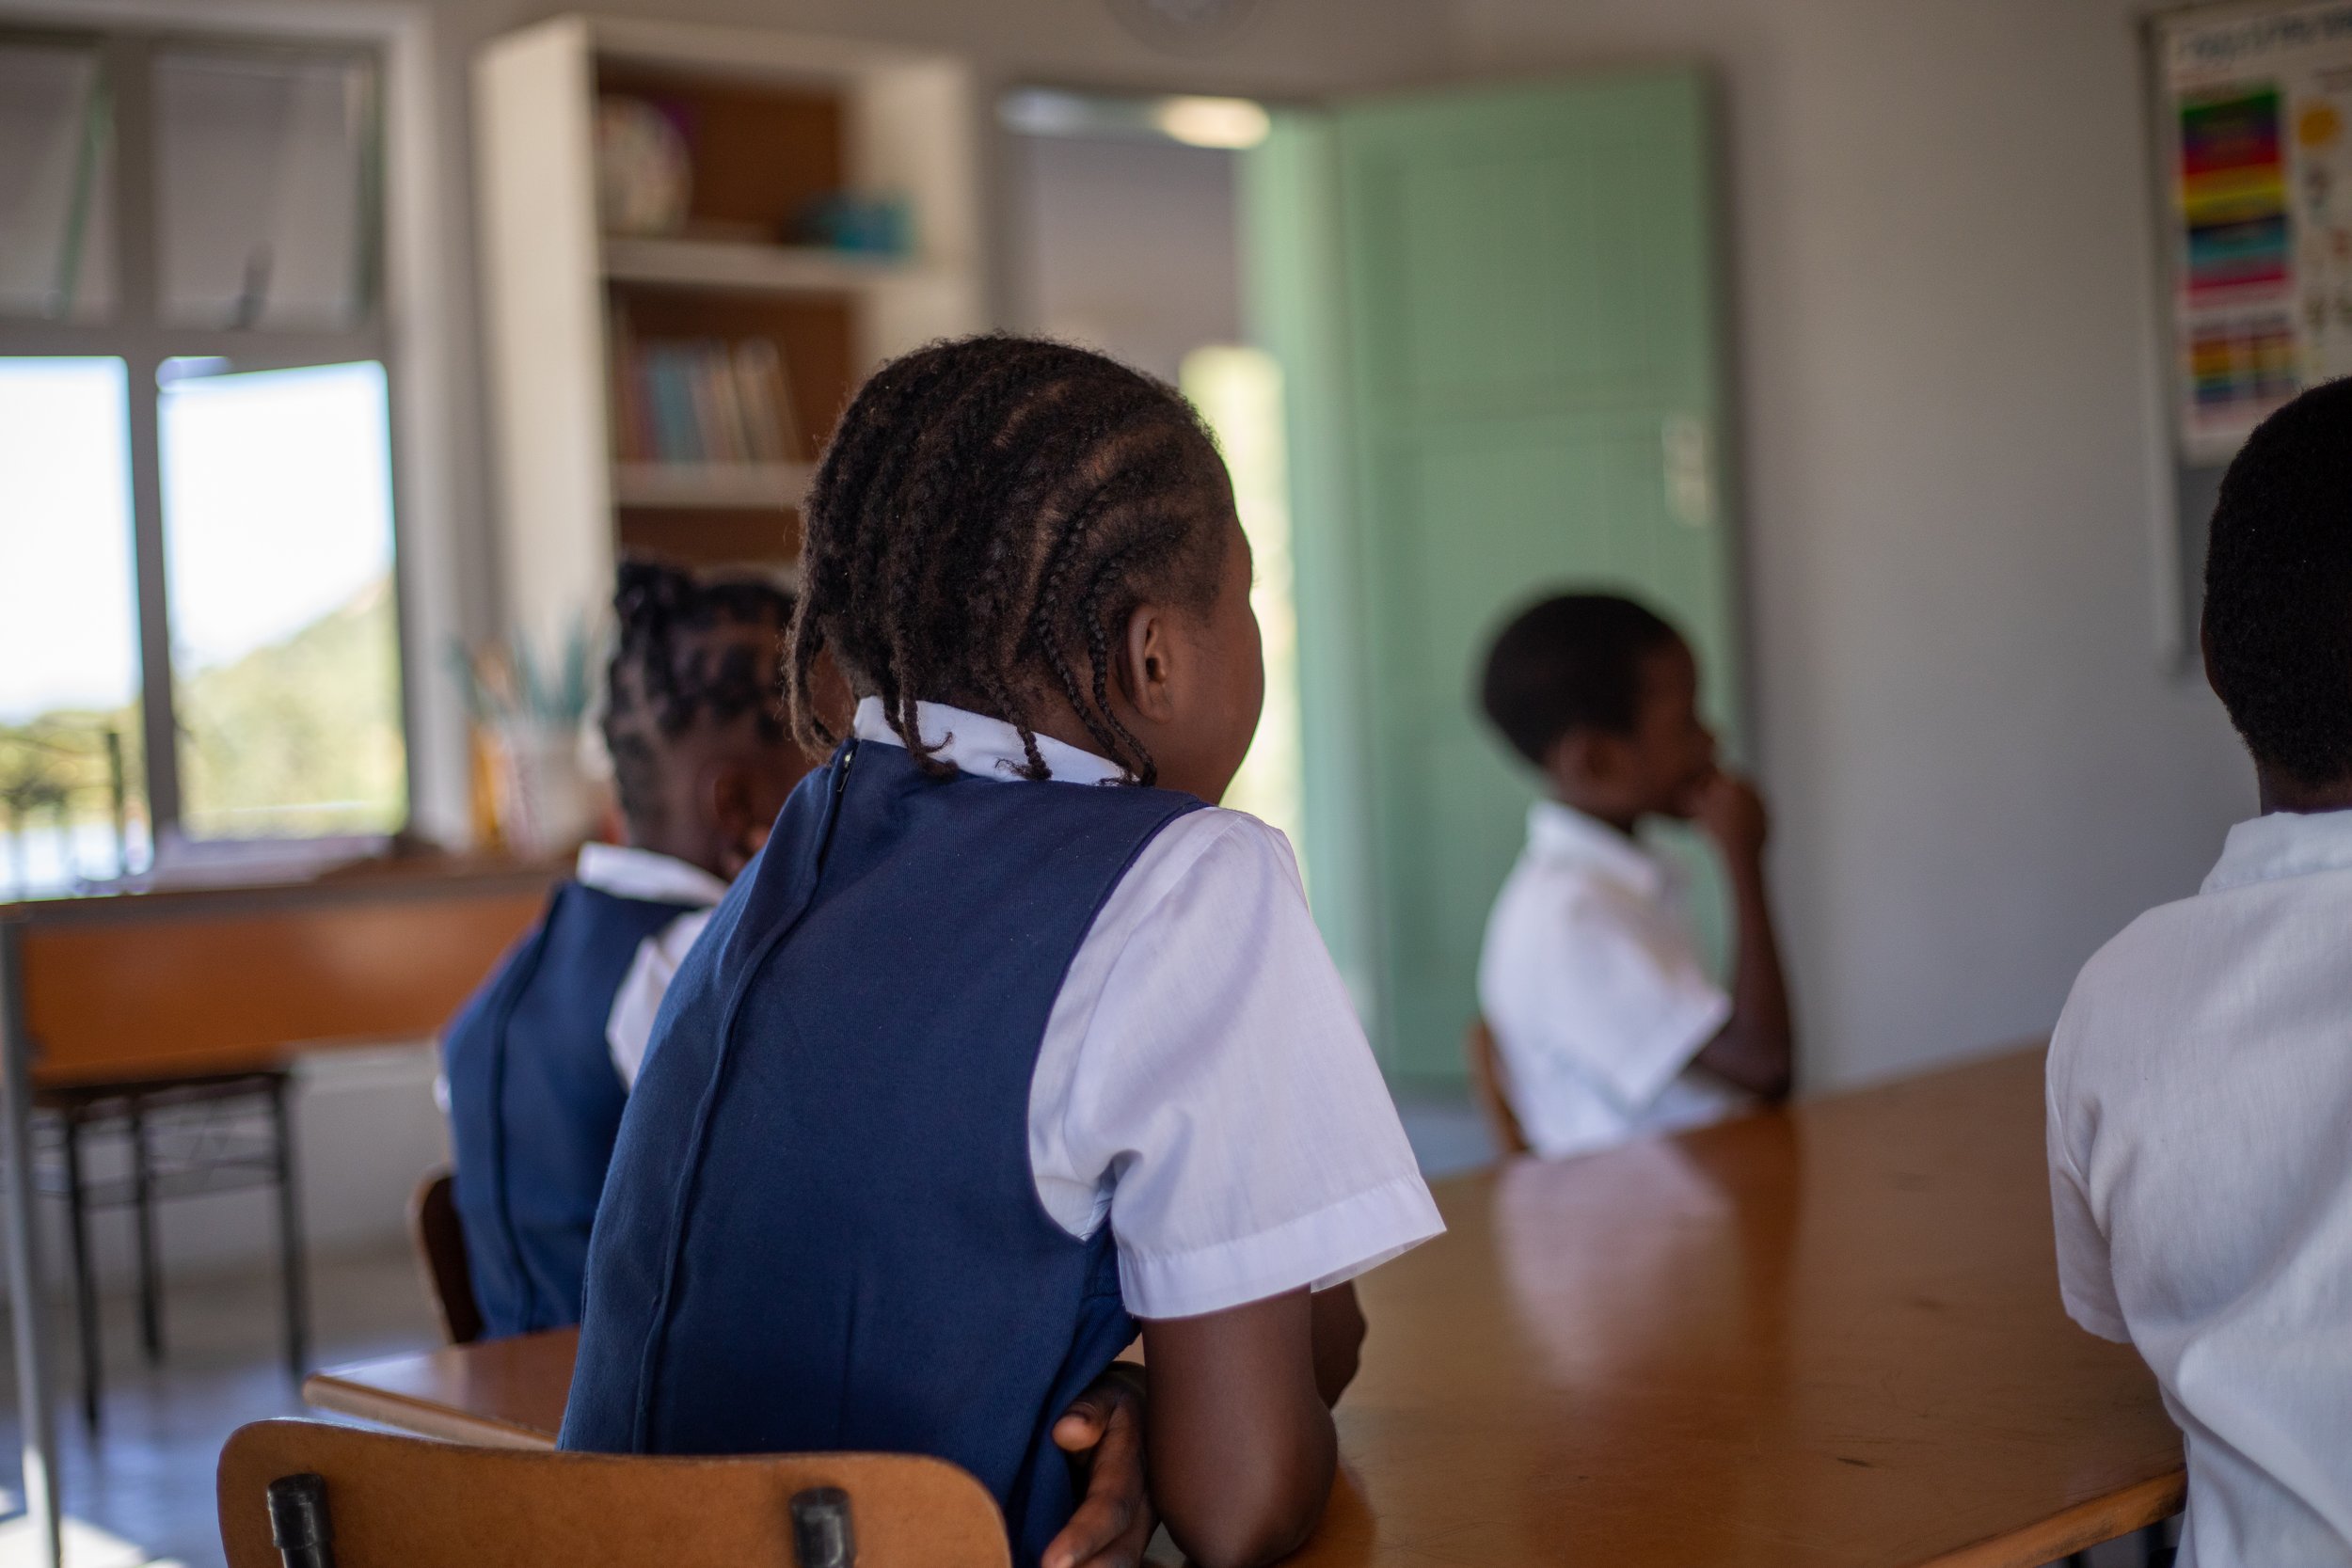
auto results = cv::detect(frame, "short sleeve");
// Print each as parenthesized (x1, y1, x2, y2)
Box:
(607, 908, 716, 1090)
(2046, 1054, 2128, 1342)
(1493, 878, 1730, 1116)
(1031, 810, 1444, 1321)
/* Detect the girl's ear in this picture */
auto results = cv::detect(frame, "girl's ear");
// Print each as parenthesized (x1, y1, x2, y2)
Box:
(1117, 601, 1182, 722)
(705, 760, 763, 876)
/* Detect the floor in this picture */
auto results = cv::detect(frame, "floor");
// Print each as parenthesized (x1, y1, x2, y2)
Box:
(0, 1243, 437, 1568)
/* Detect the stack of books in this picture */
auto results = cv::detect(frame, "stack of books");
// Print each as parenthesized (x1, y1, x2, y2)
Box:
(612, 331, 801, 466)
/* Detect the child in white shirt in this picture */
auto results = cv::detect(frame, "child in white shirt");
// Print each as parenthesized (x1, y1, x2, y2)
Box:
(2048, 379, 2352, 1566)
(1475, 594, 1794, 1159)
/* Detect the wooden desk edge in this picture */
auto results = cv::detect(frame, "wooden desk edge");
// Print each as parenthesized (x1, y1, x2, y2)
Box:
(1, 860, 560, 929)
(1918, 1469, 2186, 1568)
(300, 1371, 558, 1452)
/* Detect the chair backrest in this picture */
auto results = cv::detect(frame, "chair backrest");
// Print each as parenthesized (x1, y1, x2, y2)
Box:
(218, 1419, 1011, 1568)
(1464, 1018, 1531, 1158)
(408, 1168, 485, 1346)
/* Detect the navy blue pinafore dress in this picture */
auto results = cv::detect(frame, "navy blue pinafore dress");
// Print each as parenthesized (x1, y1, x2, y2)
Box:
(560, 739, 1200, 1565)
(443, 881, 701, 1338)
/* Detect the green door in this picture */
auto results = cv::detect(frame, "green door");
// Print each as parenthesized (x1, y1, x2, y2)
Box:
(1246, 70, 1740, 1085)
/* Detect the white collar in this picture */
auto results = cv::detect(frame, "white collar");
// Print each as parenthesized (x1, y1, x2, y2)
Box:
(575, 842, 731, 907)
(1525, 799, 1665, 898)
(2201, 808, 2352, 895)
(850, 696, 1128, 785)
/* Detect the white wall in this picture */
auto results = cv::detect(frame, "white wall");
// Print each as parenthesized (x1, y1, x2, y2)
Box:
(1449, 0, 2256, 1088)
(1009, 133, 1241, 383)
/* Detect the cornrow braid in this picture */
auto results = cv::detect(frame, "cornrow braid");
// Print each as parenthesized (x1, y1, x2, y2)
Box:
(604, 558, 796, 832)
(787, 335, 1229, 786)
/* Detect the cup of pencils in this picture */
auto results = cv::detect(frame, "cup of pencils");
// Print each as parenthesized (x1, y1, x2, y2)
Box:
(451, 626, 604, 860)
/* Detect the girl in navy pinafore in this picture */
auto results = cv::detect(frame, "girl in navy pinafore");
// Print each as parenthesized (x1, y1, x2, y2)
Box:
(563, 338, 1441, 1568)
(440, 564, 808, 1338)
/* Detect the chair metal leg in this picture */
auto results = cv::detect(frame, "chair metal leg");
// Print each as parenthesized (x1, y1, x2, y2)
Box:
(129, 1101, 162, 1363)
(267, 1075, 309, 1379)
(58, 1116, 100, 1432)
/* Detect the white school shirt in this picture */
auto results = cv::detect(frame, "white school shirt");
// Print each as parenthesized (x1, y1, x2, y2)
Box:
(1476, 800, 1740, 1161)
(2049, 808, 2352, 1568)
(576, 842, 730, 1090)
(846, 697, 1442, 1319)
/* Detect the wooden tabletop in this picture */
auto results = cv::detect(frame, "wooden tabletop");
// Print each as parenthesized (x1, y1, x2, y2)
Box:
(306, 1325, 577, 1449)
(4, 850, 554, 1086)
(304, 1048, 2184, 1565)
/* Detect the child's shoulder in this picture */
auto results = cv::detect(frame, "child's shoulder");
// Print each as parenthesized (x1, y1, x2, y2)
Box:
(2059, 889, 2212, 1037)
(2067, 867, 2294, 1006)
(1072, 802, 1321, 974)
(1125, 803, 1304, 900)
(2053, 879, 2270, 1094)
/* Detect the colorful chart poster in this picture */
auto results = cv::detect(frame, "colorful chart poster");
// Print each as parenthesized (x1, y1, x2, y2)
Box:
(2160, 1, 2352, 460)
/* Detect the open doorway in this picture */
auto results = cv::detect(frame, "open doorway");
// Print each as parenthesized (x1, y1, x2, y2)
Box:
(998, 88, 1306, 880)
(999, 87, 1498, 1175)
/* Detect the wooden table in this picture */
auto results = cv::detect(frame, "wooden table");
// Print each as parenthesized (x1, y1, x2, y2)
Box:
(0, 851, 556, 1565)
(302, 1048, 2185, 1566)
(4, 849, 554, 1087)
(307, 1327, 579, 1449)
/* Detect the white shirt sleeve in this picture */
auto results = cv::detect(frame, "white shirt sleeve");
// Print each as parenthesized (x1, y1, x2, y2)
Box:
(1029, 809, 1445, 1321)
(607, 907, 718, 1090)
(1509, 880, 1731, 1116)
(2045, 1052, 2128, 1342)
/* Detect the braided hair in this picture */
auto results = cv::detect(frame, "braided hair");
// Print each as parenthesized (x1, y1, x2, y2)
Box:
(604, 559, 796, 834)
(787, 335, 1230, 786)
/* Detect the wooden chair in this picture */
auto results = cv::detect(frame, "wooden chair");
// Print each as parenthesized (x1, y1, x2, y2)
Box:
(1464, 1018, 1532, 1158)
(407, 1169, 484, 1345)
(218, 1418, 1011, 1568)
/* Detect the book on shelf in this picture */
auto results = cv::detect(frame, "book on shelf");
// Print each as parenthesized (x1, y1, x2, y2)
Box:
(609, 323, 803, 469)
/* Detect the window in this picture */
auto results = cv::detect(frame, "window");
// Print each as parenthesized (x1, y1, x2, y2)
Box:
(0, 25, 404, 895)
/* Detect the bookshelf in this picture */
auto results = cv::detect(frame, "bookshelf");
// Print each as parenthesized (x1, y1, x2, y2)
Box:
(472, 15, 984, 654)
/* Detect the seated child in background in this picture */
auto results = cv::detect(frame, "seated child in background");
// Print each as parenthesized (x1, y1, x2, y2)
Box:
(1474, 593, 1794, 1160)
(2049, 380, 2352, 1567)
(561, 336, 1443, 1568)
(441, 561, 809, 1339)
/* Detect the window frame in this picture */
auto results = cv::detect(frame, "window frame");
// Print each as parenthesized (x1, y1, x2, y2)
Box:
(0, 17, 418, 856)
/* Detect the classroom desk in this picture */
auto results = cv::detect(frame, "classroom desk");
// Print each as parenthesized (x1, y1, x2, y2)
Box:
(0, 852, 557, 1567)
(306, 1327, 579, 1449)
(300, 1047, 2185, 1567)
(3, 850, 555, 1086)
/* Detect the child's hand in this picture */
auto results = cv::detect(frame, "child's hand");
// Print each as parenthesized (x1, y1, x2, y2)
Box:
(1044, 1362, 1155, 1568)
(1691, 769, 1770, 863)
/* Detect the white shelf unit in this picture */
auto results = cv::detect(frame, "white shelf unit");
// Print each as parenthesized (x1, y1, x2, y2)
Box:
(602, 236, 923, 293)
(611, 460, 815, 510)
(473, 14, 984, 652)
